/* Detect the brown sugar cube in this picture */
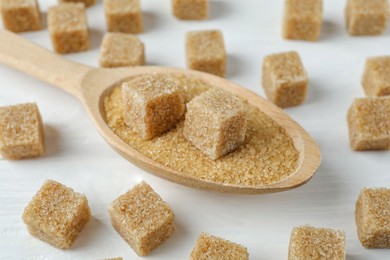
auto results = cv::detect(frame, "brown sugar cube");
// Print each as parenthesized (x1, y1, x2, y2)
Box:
(0, 0, 41, 33)
(262, 51, 308, 108)
(104, 0, 143, 34)
(100, 32, 145, 68)
(59, 0, 96, 8)
(172, 0, 208, 20)
(345, 0, 389, 36)
(186, 30, 226, 77)
(356, 188, 390, 248)
(362, 56, 390, 97)
(190, 233, 249, 260)
(48, 3, 90, 54)
(22, 180, 91, 249)
(283, 0, 323, 41)
(0, 103, 44, 160)
(347, 97, 390, 151)
(288, 226, 346, 260)
(108, 182, 175, 256)
(183, 88, 247, 160)
(122, 74, 185, 140)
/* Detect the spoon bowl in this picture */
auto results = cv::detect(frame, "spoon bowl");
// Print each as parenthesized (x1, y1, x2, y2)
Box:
(0, 30, 321, 194)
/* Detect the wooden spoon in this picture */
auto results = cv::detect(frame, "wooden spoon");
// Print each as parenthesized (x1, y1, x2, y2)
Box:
(0, 30, 321, 194)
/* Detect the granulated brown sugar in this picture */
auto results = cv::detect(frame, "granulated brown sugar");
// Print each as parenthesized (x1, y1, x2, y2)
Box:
(103, 74, 299, 186)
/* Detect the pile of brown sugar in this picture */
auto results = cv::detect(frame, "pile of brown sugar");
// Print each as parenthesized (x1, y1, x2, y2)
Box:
(103, 74, 299, 186)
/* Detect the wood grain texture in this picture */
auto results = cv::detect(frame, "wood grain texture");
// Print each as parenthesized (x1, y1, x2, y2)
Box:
(0, 29, 320, 194)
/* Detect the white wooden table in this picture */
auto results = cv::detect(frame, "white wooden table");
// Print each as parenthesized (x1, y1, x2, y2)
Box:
(0, 0, 389, 259)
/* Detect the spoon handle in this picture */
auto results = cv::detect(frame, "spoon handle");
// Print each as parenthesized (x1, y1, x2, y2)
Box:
(0, 30, 92, 100)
